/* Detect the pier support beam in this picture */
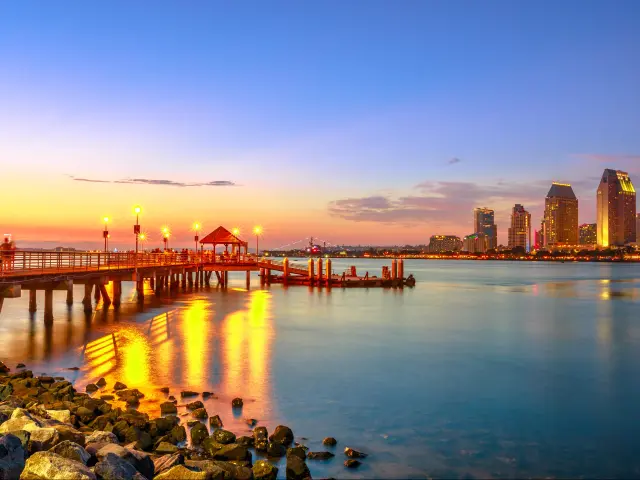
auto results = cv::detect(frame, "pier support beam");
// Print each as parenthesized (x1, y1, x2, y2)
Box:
(94, 284, 101, 303)
(44, 289, 53, 323)
(181, 272, 187, 289)
(308, 259, 315, 286)
(316, 258, 323, 285)
(149, 277, 155, 290)
(391, 259, 398, 284)
(188, 271, 194, 287)
(113, 280, 122, 307)
(66, 281, 73, 306)
(83, 284, 93, 313)
(266, 269, 271, 284)
(136, 279, 144, 302)
(283, 258, 289, 285)
(326, 259, 332, 288)
(29, 289, 37, 313)
(246, 270, 251, 289)
(398, 259, 404, 288)
(98, 283, 111, 306)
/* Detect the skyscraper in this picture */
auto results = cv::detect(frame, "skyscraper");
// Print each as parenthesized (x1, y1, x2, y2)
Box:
(579, 223, 597, 245)
(637, 213, 640, 243)
(543, 183, 579, 247)
(473, 207, 497, 249)
(508, 204, 531, 251)
(463, 233, 489, 253)
(596, 169, 636, 247)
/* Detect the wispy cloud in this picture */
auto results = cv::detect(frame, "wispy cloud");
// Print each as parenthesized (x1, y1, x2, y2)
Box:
(70, 176, 237, 187)
(572, 153, 640, 163)
(447, 157, 462, 165)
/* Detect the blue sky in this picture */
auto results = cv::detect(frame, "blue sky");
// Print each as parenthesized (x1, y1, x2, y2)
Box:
(1, 1, 639, 247)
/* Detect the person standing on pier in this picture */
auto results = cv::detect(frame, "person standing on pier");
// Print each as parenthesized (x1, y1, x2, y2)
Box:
(0, 237, 13, 272)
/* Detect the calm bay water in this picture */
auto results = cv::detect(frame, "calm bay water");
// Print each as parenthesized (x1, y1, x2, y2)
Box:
(1, 259, 640, 478)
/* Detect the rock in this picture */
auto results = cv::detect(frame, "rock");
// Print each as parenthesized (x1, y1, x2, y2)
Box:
(269, 425, 294, 446)
(211, 443, 251, 462)
(201, 438, 225, 456)
(211, 429, 236, 445)
(185, 401, 204, 411)
(113, 382, 127, 391)
(122, 426, 152, 451)
(27, 427, 61, 453)
(201, 392, 214, 399)
(208, 415, 223, 429)
(287, 446, 306, 460)
(322, 437, 337, 446)
(231, 398, 243, 408)
(96, 444, 154, 479)
(159, 387, 170, 394)
(286, 455, 310, 480)
(344, 447, 367, 458)
(266, 442, 286, 457)
(153, 453, 184, 475)
(189, 423, 208, 446)
(66, 367, 81, 371)
(76, 407, 95, 423)
(54, 425, 86, 447)
(191, 408, 208, 420)
(85, 384, 99, 394)
(115, 389, 144, 400)
(244, 418, 257, 427)
(16, 363, 25, 369)
(155, 442, 178, 455)
(86, 431, 118, 445)
(307, 451, 335, 460)
(186, 420, 199, 428)
(9, 430, 30, 450)
(0, 433, 26, 480)
(344, 459, 361, 468)
(21, 451, 96, 480)
(168, 396, 176, 402)
(185, 460, 249, 480)
(169, 425, 186, 444)
(125, 397, 139, 407)
(49, 440, 91, 465)
(96, 378, 107, 388)
(180, 391, 198, 398)
(160, 402, 177, 416)
(236, 436, 254, 447)
(253, 426, 268, 451)
(93, 452, 140, 480)
(0, 362, 10, 374)
(46, 409, 71, 424)
(253, 460, 278, 480)
(154, 416, 179, 434)
(155, 465, 208, 480)
(0, 384, 13, 402)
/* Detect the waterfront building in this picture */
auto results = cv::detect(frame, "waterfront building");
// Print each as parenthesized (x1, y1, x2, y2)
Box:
(463, 233, 489, 253)
(427, 235, 462, 253)
(543, 183, 579, 247)
(579, 223, 597, 246)
(473, 207, 497, 249)
(637, 213, 640, 243)
(507, 204, 531, 251)
(596, 169, 636, 247)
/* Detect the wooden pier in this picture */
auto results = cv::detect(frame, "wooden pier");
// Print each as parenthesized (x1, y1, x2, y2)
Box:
(0, 227, 414, 321)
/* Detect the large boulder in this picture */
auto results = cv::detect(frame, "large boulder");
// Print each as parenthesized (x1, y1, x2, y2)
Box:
(185, 460, 247, 480)
(322, 437, 336, 446)
(266, 442, 286, 458)
(285, 455, 310, 480)
(0, 433, 26, 480)
(0, 361, 9, 374)
(269, 425, 293, 446)
(46, 410, 71, 424)
(85, 431, 118, 445)
(154, 416, 179, 435)
(211, 429, 235, 445)
(155, 442, 178, 455)
(169, 425, 186, 444)
(27, 427, 61, 453)
(189, 423, 208, 446)
(113, 382, 127, 391)
(49, 440, 90, 465)
(96, 443, 154, 479)
(153, 453, 184, 476)
(307, 451, 334, 460)
(286, 446, 306, 460)
(53, 425, 85, 447)
(185, 401, 204, 411)
(208, 415, 223, 429)
(253, 460, 278, 480)
(211, 443, 251, 462)
(160, 403, 177, 416)
(21, 451, 96, 480)
(0, 384, 13, 402)
(93, 452, 143, 480)
(191, 408, 208, 420)
(236, 436, 254, 447)
(253, 427, 268, 451)
(154, 465, 208, 480)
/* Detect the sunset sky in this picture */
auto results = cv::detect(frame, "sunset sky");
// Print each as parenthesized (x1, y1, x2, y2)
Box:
(1, 1, 639, 249)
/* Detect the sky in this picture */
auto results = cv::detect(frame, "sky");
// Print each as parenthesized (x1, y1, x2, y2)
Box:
(1, 0, 639, 249)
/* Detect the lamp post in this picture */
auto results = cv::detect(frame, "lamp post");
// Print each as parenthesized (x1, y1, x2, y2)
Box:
(133, 206, 141, 254)
(103, 217, 109, 252)
(162, 227, 170, 251)
(253, 226, 262, 258)
(194, 223, 201, 255)
(138, 233, 146, 252)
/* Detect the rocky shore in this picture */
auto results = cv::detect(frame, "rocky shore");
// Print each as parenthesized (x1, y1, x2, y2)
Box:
(0, 361, 368, 479)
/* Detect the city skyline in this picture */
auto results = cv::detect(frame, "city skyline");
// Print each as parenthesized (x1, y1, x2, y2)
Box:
(1, 1, 639, 249)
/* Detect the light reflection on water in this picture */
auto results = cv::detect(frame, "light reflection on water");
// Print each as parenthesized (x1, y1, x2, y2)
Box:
(1, 260, 640, 478)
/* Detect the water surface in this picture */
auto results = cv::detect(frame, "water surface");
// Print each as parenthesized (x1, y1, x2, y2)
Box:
(1, 260, 640, 478)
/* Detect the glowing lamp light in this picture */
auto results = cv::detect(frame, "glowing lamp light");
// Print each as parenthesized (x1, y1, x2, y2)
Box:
(232, 228, 240, 236)
(138, 233, 146, 241)
(253, 226, 262, 235)
(194, 222, 201, 231)
(103, 217, 109, 224)
(134, 206, 142, 214)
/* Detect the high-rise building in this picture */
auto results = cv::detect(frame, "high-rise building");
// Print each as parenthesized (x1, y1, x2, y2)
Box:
(473, 207, 497, 249)
(427, 235, 462, 253)
(637, 213, 640, 243)
(543, 182, 579, 247)
(507, 204, 531, 251)
(579, 223, 597, 245)
(596, 169, 636, 247)
(463, 233, 489, 253)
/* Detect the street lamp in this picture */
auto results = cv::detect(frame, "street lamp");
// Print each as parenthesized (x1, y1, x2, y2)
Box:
(103, 217, 109, 252)
(253, 226, 262, 257)
(138, 233, 146, 252)
(232, 227, 240, 237)
(193, 223, 201, 254)
(133, 206, 142, 254)
(162, 227, 170, 251)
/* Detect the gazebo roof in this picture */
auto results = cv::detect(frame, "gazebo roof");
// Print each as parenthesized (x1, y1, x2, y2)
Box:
(200, 226, 247, 246)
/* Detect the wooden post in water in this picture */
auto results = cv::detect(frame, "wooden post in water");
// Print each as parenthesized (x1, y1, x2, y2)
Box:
(398, 259, 404, 288)
(181, 271, 187, 289)
(316, 258, 323, 285)
(259, 268, 265, 285)
(149, 277, 155, 290)
(326, 258, 332, 288)
(391, 259, 398, 285)
(29, 289, 37, 313)
(44, 289, 53, 323)
(94, 284, 101, 303)
(246, 270, 250, 289)
(188, 271, 193, 287)
(283, 258, 289, 285)
(99, 283, 111, 305)
(83, 284, 93, 312)
(308, 259, 315, 286)
(136, 279, 144, 302)
(113, 280, 122, 307)
(66, 281, 73, 306)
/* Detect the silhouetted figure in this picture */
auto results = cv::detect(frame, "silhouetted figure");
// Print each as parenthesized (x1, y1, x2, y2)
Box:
(0, 238, 12, 272)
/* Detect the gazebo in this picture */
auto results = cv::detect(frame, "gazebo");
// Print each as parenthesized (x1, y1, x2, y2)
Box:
(199, 226, 249, 261)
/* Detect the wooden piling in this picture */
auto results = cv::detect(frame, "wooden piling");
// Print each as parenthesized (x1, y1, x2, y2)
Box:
(99, 283, 111, 305)
(259, 268, 265, 285)
(326, 259, 332, 288)
(246, 270, 250, 289)
(94, 284, 101, 303)
(113, 280, 122, 307)
(83, 283, 93, 312)
(308, 259, 315, 286)
(181, 272, 187, 289)
(398, 259, 404, 288)
(29, 289, 37, 312)
(136, 279, 144, 302)
(283, 258, 289, 285)
(391, 259, 398, 282)
(44, 289, 53, 323)
(149, 277, 155, 290)
(316, 258, 323, 285)
(66, 281, 73, 306)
